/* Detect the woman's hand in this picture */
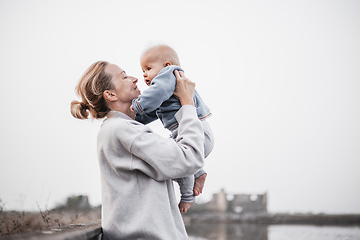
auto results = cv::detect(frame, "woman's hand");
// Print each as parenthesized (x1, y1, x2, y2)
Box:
(173, 70, 195, 106)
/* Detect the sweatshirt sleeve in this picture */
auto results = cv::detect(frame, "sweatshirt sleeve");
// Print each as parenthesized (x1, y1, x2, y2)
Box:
(131, 66, 180, 114)
(119, 105, 204, 181)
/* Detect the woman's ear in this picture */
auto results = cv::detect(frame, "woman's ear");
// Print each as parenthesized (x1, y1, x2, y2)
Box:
(103, 90, 117, 102)
(164, 61, 172, 67)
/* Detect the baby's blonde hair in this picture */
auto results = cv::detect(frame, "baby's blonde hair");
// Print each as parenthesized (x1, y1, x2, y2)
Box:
(141, 44, 181, 66)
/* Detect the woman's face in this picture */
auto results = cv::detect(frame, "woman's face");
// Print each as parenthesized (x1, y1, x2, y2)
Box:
(105, 64, 141, 103)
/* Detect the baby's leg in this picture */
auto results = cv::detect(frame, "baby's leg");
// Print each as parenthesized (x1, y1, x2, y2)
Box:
(178, 201, 194, 213)
(174, 176, 195, 213)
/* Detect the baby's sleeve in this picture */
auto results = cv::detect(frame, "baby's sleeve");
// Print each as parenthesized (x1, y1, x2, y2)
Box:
(135, 110, 157, 125)
(131, 66, 178, 114)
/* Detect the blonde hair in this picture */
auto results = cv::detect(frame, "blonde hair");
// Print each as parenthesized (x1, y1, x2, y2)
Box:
(142, 44, 181, 66)
(70, 61, 114, 119)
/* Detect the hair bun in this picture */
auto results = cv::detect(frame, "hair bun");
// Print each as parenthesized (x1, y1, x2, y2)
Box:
(80, 102, 89, 110)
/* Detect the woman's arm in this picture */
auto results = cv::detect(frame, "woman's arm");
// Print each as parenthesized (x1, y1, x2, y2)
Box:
(126, 105, 205, 181)
(173, 70, 195, 106)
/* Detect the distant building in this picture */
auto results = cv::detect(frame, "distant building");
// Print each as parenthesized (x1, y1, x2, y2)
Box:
(191, 189, 267, 214)
(55, 195, 91, 211)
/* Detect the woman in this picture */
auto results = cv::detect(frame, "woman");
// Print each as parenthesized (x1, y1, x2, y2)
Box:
(70, 61, 205, 239)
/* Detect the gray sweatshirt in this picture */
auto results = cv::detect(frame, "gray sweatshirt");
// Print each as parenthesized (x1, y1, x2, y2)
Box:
(97, 105, 205, 239)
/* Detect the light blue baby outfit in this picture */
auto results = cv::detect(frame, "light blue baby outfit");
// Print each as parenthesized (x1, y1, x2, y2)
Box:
(132, 65, 214, 203)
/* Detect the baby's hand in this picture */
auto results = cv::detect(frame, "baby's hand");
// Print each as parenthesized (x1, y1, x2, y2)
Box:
(130, 105, 135, 113)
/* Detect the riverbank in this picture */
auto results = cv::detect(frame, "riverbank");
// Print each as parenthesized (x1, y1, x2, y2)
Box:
(0, 208, 101, 237)
(183, 212, 360, 226)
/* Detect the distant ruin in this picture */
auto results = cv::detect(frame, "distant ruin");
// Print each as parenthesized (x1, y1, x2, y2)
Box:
(55, 195, 91, 211)
(185, 190, 360, 225)
(190, 189, 267, 214)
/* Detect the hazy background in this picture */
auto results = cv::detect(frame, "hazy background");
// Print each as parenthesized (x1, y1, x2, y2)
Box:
(1, 0, 359, 214)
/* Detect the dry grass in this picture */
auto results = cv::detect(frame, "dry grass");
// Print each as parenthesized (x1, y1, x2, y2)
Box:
(0, 206, 101, 236)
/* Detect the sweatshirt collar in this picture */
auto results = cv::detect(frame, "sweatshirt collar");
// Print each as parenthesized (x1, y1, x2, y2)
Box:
(106, 110, 133, 121)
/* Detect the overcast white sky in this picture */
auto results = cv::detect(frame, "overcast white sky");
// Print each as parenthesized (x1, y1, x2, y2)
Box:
(1, 0, 359, 214)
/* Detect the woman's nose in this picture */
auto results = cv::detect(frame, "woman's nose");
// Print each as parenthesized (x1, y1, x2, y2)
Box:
(130, 76, 138, 83)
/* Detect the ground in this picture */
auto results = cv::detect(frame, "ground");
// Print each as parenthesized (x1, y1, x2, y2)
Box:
(0, 207, 101, 237)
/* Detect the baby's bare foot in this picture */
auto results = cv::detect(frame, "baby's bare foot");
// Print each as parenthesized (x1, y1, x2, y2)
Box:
(193, 173, 207, 196)
(179, 201, 194, 213)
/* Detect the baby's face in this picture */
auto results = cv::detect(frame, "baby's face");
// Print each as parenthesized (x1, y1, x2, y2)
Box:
(140, 54, 164, 86)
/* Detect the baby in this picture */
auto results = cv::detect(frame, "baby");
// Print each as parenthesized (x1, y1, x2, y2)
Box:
(131, 45, 214, 213)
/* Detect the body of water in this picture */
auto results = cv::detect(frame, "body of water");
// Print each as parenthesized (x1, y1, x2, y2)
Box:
(187, 223, 360, 240)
